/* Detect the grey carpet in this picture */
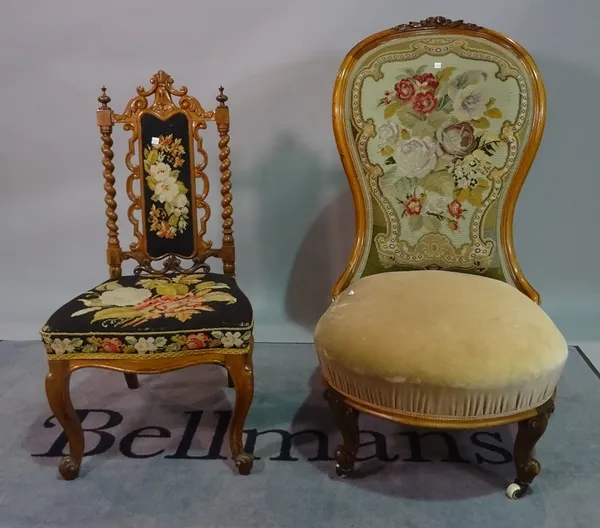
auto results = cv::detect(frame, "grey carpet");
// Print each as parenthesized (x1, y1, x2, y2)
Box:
(0, 341, 596, 528)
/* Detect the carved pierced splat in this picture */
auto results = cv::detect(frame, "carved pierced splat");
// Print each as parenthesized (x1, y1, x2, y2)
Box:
(134, 255, 213, 276)
(393, 16, 482, 32)
(123, 122, 143, 252)
(97, 71, 237, 277)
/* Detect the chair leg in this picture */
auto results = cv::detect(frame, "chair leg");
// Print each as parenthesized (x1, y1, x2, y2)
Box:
(324, 385, 359, 476)
(507, 395, 556, 499)
(124, 373, 139, 389)
(225, 349, 255, 475)
(45, 361, 84, 480)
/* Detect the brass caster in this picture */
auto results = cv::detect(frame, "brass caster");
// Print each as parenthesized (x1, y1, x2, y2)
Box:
(58, 456, 81, 481)
(234, 453, 254, 475)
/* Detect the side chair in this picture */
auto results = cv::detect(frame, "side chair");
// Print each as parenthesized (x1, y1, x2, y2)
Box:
(314, 17, 567, 499)
(40, 71, 254, 479)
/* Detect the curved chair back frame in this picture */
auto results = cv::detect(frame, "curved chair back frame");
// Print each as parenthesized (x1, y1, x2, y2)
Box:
(332, 17, 546, 302)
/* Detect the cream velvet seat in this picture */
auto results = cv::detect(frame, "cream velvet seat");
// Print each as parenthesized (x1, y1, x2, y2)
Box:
(315, 17, 567, 500)
(316, 270, 567, 419)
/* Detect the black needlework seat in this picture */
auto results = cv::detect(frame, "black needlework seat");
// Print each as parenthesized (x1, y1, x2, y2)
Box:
(41, 273, 253, 357)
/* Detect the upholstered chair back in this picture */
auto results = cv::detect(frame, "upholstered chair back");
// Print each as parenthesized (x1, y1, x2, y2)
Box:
(332, 17, 545, 301)
(97, 71, 235, 278)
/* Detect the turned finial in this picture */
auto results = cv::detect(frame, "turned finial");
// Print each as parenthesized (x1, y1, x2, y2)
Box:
(217, 86, 228, 107)
(98, 86, 111, 109)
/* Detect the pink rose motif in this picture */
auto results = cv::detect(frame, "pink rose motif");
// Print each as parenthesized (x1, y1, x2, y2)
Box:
(413, 73, 439, 92)
(394, 79, 415, 101)
(413, 91, 438, 115)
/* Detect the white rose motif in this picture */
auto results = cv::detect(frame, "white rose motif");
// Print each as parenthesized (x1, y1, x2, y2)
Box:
(98, 287, 151, 307)
(450, 85, 487, 121)
(154, 177, 179, 203)
(377, 120, 399, 146)
(395, 137, 438, 179)
(135, 337, 157, 354)
(423, 192, 449, 215)
(149, 162, 172, 182)
(221, 331, 244, 348)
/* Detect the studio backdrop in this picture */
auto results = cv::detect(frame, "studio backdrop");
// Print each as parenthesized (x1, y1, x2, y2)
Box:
(0, 0, 597, 343)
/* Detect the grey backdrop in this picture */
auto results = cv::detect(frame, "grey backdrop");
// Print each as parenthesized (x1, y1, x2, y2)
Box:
(0, 0, 597, 342)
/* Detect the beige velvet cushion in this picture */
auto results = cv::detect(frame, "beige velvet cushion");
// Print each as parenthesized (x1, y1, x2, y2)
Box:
(314, 270, 568, 420)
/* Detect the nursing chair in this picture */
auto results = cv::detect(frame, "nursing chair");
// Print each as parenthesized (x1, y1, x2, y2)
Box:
(40, 71, 255, 479)
(314, 17, 567, 499)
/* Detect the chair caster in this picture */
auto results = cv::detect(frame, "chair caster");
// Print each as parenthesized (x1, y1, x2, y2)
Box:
(506, 481, 529, 499)
(333, 445, 356, 478)
(335, 464, 354, 478)
(234, 453, 254, 475)
(58, 456, 81, 481)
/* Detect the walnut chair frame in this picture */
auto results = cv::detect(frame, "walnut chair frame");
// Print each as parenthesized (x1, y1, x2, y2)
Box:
(44, 71, 254, 480)
(323, 17, 553, 499)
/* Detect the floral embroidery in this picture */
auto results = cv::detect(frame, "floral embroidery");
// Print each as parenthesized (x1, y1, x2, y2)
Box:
(377, 66, 505, 232)
(394, 79, 415, 101)
(447, 199, 463, 219)
(404, 197, 422, 216)
(143, 134, 190, 239)
(101, 337, 122, 353)
(413, 73, 439, 92)
(213, 331, 245, 348)
(41, 330, 252, 356)
(70, 274, 237, 328)
(50, 338, 83, 355)
(186, 333, 209, 350)
(413, 91, 438, 114)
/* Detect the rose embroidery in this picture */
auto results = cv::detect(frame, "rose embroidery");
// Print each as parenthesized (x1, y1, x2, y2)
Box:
(97, 287, 151, 307)
(186, 333, 209, 350)
(101, 338, 122, 353)
(377, 120, 399, 145)
(450, 85, 487, 121)
(413, 73, 439, 92)
(437, 122, 477, 157)
(394, 79, 415, 101)
(377, 64, 506, 233)
(412, 92, 438, 115)
(395, 137, 438, 180)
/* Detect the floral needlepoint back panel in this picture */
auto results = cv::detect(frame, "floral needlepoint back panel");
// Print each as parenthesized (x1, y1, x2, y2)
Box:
(345, 36, 535, 283)
(141, 112, 196, 258)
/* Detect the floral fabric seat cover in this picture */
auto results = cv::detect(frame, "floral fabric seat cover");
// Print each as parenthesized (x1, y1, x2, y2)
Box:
(41, 273, 253, 358)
